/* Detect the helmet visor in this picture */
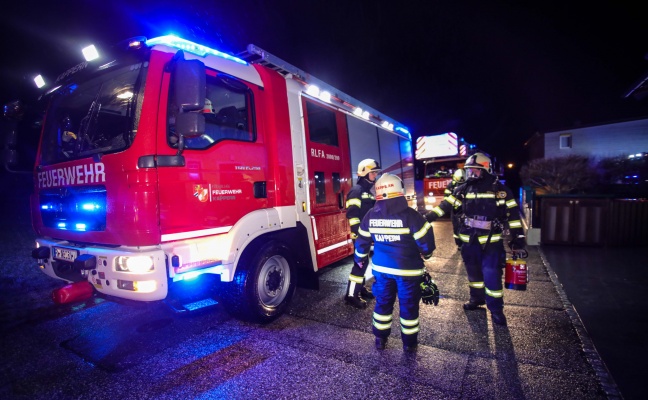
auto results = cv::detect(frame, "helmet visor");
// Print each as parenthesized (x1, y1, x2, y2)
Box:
(465, 167, 482, 180)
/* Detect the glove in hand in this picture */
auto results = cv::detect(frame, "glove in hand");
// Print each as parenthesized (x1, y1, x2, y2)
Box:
(420, 272, 439, 306)
(425, 212, 438, 223)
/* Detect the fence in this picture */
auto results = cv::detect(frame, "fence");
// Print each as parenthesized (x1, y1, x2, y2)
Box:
(521, 191, 648, 247)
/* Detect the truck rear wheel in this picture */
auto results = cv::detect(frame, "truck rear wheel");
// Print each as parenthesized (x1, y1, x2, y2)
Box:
(221, 241, 296, 323)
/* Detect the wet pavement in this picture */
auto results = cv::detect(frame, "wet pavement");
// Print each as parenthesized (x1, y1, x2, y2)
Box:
(0, 171, 639, 399)
(542, 245, 648, 400)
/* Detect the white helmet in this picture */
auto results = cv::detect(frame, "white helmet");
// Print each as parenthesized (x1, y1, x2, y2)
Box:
(201, 98, 215, 114)
(374, 173, 405, 200)
(453, 168, 466, 183)
(357, 158, 381, 177)
(465, 153, 492, 173)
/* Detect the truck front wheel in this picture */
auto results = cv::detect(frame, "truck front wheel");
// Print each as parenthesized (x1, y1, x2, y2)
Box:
(221, 241, 296, 323)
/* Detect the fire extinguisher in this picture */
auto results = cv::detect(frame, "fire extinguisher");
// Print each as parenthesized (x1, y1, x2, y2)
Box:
(504, 249, 529, 290)
(52, 281, 94, 304)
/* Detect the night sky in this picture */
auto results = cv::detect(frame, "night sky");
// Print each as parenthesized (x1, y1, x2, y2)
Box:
(2, 0, 648, 165)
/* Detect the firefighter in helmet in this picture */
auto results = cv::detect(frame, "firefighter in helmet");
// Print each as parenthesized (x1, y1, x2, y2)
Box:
(445, 169, 466, 249)
(344, 158, 381, 309)
(355, 173, 436, 351)
(426, 153, 525, 326)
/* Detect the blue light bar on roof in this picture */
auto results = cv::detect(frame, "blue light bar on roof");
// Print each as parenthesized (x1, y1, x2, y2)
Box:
(146, 35, 247, 65)
(395, 126, 411, 138)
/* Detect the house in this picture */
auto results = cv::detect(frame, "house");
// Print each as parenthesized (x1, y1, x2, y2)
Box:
(522, 117, 648, 246)
(543, 117, 648, 160)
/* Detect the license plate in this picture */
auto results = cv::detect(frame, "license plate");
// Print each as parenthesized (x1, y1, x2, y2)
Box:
(53, 247, 78, 262)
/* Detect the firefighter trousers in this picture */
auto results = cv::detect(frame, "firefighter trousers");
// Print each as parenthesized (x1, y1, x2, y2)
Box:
(460, 240, 505, 312)
(347, 239, 370, 297)
(346, 260, 368, 297)
(451, 213, 462, 246)
(371, 271, 422, 347)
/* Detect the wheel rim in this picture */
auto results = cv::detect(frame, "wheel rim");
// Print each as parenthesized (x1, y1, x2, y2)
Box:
(257, 255, 291, 307)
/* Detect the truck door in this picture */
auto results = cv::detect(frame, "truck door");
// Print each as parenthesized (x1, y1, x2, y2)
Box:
(302, 98, 353, 268)
(156, 66, 268, 241)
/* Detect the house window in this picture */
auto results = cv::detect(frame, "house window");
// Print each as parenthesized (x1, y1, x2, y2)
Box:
(559, 134, 572, 149)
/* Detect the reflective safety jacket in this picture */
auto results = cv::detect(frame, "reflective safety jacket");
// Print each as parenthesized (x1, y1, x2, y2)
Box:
(355, 197, 435, 277)
(430, 174, 523, 245)
(444, 179, 460, 196)
(346, 178, 376, 238)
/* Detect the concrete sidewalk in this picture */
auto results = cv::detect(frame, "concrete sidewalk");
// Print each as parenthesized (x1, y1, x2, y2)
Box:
(283, 219, 618, 399)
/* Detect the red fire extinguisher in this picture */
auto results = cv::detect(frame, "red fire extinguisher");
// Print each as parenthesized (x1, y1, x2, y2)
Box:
(504, 249, 529, 290)
(52, 281, 94, 304)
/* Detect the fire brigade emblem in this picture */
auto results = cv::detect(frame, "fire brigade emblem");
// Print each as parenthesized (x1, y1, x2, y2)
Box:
(193, 185, 209, 202)
(497, 191, 507, 198)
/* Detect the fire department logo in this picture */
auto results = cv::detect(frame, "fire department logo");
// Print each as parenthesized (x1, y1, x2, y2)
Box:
(497, 191, 507, 198)
(193, 185, 209, 202)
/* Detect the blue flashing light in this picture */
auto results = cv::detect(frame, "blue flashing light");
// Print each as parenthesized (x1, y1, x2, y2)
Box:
(400, 138, 412, 154)
(146, 35, 248, 65)
(81, 203, 100, 211)
(396, 126, 410, 135)
(173, 265, 223, 283)
(395, 126, 411, 140)
(182, 271, 202, 281)
(57, 222, 66, 229)
(75, 223, 87, 231)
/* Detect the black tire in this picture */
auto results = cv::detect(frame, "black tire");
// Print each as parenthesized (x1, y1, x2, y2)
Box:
(221, 240, 296, 323)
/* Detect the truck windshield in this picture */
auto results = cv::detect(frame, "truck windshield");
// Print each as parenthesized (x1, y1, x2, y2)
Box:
(40, 62, 146, 165)
(424, 162, 457, 179)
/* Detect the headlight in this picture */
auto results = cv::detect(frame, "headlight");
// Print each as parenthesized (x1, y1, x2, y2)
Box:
(425, 196, 437, 205)
(116, 256, 154, 273)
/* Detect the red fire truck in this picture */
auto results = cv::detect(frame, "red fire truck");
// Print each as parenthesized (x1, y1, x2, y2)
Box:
(414, 132, 500, 212)
(415, 132, 468, 212)
(29, 35, 414, 322)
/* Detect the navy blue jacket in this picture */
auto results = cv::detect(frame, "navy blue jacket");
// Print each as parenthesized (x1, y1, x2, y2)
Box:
(355, 197, 435, 277)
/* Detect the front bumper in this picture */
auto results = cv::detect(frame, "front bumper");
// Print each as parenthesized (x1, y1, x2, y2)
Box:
(33, 238, 168, 301)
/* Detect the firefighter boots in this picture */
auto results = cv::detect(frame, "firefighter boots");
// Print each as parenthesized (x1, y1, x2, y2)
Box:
(345, 295, 368, 309)
(491, 311, 508, 326)
(403, 343, 418, 353)
(375, 337, 388, 350)
(463, 299, 486, 310)
(360, 286, 375, 300)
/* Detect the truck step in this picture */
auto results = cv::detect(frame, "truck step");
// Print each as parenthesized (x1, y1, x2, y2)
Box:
(164, 297, 219, 314)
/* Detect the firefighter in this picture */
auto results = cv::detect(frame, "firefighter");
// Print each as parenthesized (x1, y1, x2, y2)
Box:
(344, 158, 381, 309)
(445, 169, 466, 249)
(355, 174, 436, 352)
(426, 153, 525, 326)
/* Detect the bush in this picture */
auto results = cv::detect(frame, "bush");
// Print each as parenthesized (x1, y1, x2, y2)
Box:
(597, 154, 648, 185)
(520, 155, 596, 194)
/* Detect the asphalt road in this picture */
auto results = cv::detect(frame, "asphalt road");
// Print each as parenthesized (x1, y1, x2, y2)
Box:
(0, 171, 617, 399)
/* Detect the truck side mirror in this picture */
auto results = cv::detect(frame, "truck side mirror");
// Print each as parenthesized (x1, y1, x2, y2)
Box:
(173, 58, 206, 113)
(176, 112, 205, 138)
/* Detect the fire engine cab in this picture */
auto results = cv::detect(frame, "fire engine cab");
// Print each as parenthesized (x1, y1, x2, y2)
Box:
(29, 35, 415, 322)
